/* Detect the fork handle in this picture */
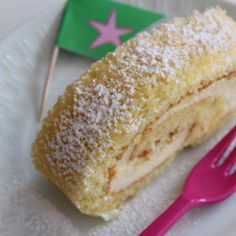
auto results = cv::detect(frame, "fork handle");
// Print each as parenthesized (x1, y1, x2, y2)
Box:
(139, 195, 195, 236)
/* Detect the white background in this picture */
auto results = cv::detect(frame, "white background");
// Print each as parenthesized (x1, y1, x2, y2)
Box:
(0, 0, 236, 40)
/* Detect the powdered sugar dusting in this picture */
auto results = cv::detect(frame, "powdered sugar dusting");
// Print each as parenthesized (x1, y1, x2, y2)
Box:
(42, 82, 138, 183)
(114, 7, 236, 82)
(0, 189, 76, 236)
(1, 1, 236, 236)
(34, 7, 236, 191)
(39, 7, 236, 183)
(2, 123, 236, 236)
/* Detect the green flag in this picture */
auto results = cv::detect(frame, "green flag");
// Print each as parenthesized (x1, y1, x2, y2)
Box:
(56, 0, 164, 59)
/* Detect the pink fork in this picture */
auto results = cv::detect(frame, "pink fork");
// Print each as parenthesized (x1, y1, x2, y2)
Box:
(140, 125, 236, 236)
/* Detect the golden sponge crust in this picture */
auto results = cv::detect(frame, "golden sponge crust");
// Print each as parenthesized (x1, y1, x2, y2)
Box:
(32, 7, 236, 218)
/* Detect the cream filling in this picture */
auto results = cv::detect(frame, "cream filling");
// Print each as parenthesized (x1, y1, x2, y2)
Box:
(110, 130, 189, 192)
(110, 75, 236, 193)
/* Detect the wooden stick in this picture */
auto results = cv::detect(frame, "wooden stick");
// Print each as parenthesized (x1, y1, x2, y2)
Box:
(38, 46, 60, 122)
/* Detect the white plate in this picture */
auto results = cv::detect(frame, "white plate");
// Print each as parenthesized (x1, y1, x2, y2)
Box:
(0, 0, 236, 235)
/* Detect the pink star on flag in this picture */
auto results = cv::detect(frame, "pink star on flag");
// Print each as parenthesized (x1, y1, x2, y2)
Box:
(88, 10, 132, 49)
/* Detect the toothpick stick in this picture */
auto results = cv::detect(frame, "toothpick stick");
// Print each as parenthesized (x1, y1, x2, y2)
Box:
(38, 46, 60, 122)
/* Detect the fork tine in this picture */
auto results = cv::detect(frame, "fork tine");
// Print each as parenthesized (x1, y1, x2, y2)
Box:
(200, 125, 236, 166)
(221, 146, 236, 174)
